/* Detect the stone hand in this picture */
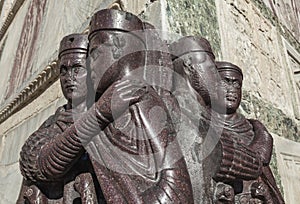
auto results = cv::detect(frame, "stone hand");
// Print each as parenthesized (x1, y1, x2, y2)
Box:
(57, 109, 75, 124)
(95, 79, 149, 122)
(215, 182, 234, 203)
(251, 181, 272, 203)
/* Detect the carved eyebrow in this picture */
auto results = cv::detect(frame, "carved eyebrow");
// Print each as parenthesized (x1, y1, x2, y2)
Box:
(103, 41, 114, 47)
(223, 76, 242, 84)
(223, 75, 236, 80)
(72, 62, 85, 67)
(223, 76, 232, 80)
(60, 61, 85, 69)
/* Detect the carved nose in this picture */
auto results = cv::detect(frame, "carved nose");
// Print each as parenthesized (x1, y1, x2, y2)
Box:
(226, 86, 237, 93)
(65, 69, 76, 81)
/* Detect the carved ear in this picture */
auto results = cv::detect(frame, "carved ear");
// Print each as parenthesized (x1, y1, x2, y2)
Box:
(182, 56, 192, 68)
(172, 58, 185, 76)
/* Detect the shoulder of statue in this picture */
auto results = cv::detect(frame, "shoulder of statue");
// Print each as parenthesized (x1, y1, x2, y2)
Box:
(235, 112, 247, 120)
(53, 105, 67, 120)
(39, 105, 67, 128)
(248, 118, 273, 141)
(247, 118, 267, 130)
(247, 118, 274, 164)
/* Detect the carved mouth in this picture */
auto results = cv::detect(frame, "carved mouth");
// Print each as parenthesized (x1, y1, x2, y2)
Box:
(65, 84, 77, 91)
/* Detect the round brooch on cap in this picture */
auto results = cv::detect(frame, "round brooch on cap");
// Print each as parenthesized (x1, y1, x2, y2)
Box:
(89, 9, 144, 40)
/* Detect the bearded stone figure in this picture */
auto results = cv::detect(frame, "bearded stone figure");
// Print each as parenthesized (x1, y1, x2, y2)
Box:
(169, 36, 221, 203)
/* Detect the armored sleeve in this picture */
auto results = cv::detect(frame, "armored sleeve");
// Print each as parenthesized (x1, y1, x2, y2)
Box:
(37, 105, 112, 181)
(20, 127, 55, 181)
(19, 105, 111, 182)
(213, 136, 262, 182)
(248, 119, 273, 165)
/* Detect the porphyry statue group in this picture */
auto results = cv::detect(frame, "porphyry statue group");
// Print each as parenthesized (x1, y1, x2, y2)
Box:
(17, 8, 285, 204)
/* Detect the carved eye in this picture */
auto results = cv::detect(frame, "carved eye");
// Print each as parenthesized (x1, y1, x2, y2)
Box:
(73, 67, 80, 74)
(60, 66, 67, 76)
(183, 56, 192, 67)
(221, 78, 241, 89)
(73, 65, 86, 75)
(220, 79, 228, 87)
(89, 46, 97, 55)
(232, 81, 241, 88)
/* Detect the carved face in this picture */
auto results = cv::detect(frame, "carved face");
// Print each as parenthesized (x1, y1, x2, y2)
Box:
(59, 53, 87, 105)
(180, 52, 219, 106)
(88, 30, 145, 96)
(215, 69, 242, 114)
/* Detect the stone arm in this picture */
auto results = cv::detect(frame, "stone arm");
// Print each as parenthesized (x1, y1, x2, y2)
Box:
(20, 80, 148, 182)
(213, 120, 272, 182)
(213, 135, 262, 182)
(139, 98, 194, 204)
(20, 127, 56, 182)
(19, 106, 70, 182)
(20, 104, 115, 182)
(248, 119, 273, 165)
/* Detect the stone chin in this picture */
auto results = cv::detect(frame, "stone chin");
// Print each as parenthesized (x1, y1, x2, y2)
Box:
(225, 102, 239, 114)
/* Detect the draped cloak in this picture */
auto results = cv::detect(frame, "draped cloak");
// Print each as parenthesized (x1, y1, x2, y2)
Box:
(85, 88, 194, 203)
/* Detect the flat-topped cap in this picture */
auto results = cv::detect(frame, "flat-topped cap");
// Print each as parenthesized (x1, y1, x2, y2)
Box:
(89, 9, 144, 39)
(169, 36, 215, 60)
(59, 33, 88, 58)
(216, 61, 243, 79)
